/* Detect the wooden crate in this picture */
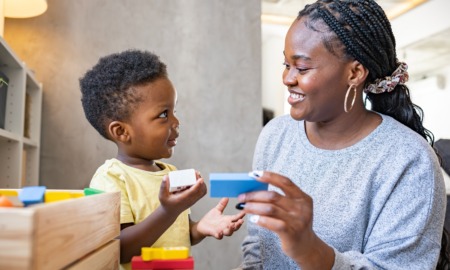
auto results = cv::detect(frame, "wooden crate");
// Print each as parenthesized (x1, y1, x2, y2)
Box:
(0, 191, 120, 270)
(65, 239, 119, 270)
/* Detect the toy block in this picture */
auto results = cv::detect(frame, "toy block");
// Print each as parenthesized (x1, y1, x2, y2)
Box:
(84, 187, 105, 196)
(19, 186, 46, 206)
(131, 256, 194, 269)
(0, 189, 19, 196)
(209, 173, 268, 197)
(45, 190, 73, 203)
(0, 196, 13, 207)
(71, 192, 84, 198)
(2, 196, 24, 207)
(142, 247, 189, 261)
(142, 247, 163, 261)
(169, 169, 197, 192)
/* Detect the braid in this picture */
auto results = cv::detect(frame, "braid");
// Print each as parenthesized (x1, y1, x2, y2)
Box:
(315, 8, 361, 65)
(355, 1, 396, 70)
(363, 0, 397, 49)
(333, 3, 381, 64)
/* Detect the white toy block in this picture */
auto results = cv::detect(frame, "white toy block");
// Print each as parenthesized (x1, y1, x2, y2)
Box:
(169, 169, 197, 192)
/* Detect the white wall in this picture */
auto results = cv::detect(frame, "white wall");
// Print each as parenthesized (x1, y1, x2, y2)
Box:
(390, 0, 450, 141)
(409, 67, 450, 141)
(261, 23, 289, 117)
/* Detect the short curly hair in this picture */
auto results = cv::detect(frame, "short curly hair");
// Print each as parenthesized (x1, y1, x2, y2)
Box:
(80, 50, 167, 139)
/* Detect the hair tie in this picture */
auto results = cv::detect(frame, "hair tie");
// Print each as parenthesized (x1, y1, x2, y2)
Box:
(364, 62, 409, 94)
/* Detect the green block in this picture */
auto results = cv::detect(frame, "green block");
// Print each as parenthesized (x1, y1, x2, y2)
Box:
(83, 187, 104, 196)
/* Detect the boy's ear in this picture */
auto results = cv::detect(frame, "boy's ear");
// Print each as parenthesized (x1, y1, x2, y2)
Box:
(348, 60, 369, 87)
(108, 121, 131, 143)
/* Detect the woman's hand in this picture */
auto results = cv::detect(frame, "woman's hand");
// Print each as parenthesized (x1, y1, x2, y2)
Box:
(190, 197, 245, 245)
(158, 170, 207, 216)
(238, 171, 334, 270)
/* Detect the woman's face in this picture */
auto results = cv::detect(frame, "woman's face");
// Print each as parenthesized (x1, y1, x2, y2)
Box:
(283, 17, 352, 122)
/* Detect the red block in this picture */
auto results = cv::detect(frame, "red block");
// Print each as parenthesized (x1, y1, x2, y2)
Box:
(131, 256, 194, 270)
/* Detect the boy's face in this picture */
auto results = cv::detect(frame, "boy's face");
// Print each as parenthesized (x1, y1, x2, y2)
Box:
(126, 77, 179, 160)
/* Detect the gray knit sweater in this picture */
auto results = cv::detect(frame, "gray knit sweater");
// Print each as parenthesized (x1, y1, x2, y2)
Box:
(240, 113, 445, 270)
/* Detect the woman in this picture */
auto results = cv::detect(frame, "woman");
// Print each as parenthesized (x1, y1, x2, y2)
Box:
(238, 0, 448, 269)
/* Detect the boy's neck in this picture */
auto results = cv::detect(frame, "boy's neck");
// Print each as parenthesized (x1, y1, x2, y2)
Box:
(116, 154, 162, 172)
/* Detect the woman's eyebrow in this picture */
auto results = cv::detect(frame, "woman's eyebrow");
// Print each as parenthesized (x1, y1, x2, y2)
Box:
(283, 51, 311, 61)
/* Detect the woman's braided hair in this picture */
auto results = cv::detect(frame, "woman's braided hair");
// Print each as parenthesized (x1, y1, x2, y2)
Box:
(297, 1, 449, 269)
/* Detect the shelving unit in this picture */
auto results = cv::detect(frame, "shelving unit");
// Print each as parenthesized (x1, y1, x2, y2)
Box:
(0, 36, 42, 188)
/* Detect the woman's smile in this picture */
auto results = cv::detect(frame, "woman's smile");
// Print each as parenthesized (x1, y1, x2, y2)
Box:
(288, 91, 306, 105)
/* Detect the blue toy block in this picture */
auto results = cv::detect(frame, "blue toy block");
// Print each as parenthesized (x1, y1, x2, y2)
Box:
(209, 173, 268, 197)
(19, 186, 46, 206)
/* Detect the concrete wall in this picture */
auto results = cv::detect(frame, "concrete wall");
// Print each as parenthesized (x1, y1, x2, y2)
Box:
(4, 1, 262, 269)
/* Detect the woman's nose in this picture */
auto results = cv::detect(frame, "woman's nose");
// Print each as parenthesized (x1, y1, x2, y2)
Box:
(282, 69, 297, 86)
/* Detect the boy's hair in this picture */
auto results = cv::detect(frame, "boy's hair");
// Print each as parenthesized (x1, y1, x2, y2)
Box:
(80, 50, 167, 139)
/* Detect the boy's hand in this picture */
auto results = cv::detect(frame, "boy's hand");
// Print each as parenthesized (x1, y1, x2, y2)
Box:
(192, 198, 245, 242)
(158, 171, 207, 215)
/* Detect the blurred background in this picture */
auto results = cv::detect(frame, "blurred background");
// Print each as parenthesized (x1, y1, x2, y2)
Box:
(2, 0, 449, 269)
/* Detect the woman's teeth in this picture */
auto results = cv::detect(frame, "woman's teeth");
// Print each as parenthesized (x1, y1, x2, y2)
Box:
(290, 92, 305, 101)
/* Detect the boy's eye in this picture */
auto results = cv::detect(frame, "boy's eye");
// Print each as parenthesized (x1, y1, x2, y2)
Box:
(282, 62, 290, 70)
(158, 111, 168, 118)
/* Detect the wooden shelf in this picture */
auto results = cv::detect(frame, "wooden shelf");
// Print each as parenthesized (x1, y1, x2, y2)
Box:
(0, 37, 42, 188)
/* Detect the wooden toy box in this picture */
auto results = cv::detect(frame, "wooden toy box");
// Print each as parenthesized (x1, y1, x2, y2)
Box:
(0, 191, 120, 270)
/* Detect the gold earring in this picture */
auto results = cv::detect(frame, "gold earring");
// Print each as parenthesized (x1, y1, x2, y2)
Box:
(344, 84, 357, 113)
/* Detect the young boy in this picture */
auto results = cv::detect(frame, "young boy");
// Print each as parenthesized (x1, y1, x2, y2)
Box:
(79, 50, 245, 270)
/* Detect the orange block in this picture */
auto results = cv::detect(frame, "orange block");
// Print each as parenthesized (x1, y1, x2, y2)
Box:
(0, 195, 13, 207)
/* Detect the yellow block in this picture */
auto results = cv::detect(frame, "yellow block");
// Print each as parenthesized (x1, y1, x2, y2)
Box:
(45, 191, 72, 203)
(70, 192, 84, 199)
(141, 247, 189, 261)
(44, 190, 85, 203)
(0, 190, 19, 196)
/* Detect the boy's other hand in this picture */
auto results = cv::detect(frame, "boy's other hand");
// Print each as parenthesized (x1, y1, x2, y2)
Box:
(195, 198, 245, 240)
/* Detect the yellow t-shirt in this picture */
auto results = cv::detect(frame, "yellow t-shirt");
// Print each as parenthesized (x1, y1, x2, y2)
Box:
(89, 158, 191, 270)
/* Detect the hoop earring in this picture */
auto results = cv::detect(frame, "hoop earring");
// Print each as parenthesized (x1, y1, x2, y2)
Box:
(344, 84, 357, 113)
